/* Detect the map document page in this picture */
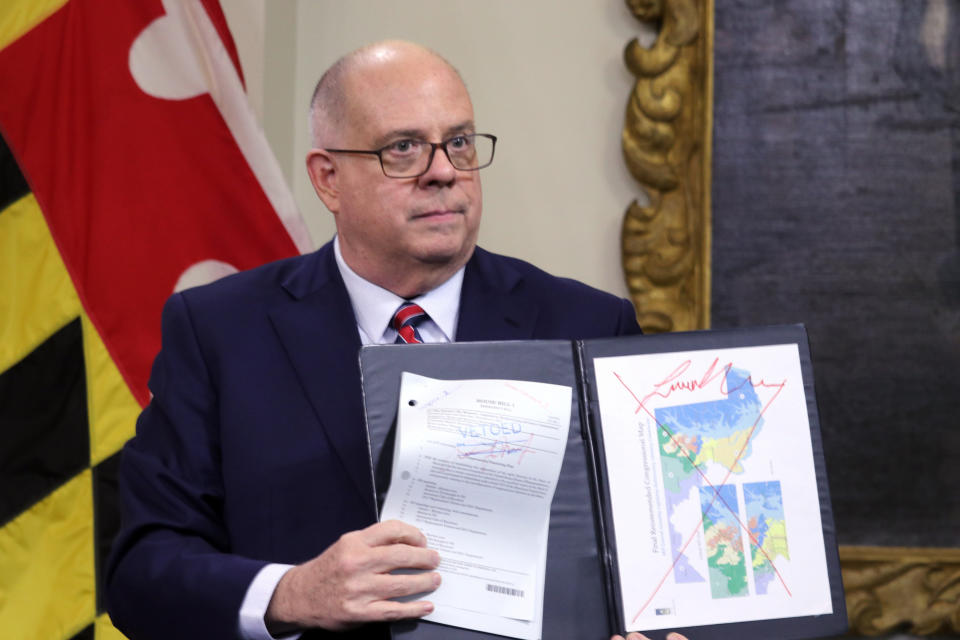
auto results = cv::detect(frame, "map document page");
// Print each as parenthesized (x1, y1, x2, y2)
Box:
(592, 344, 833, 632)
(380, 373, 572, 639)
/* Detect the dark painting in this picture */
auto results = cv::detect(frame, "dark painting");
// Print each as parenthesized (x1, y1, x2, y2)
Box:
(711, 0, 959, 546)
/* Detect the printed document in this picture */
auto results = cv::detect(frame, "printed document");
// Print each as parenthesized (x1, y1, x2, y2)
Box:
(380, 373, 572, 639)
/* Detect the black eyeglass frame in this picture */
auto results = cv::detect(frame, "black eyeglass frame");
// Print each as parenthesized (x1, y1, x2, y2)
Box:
(324, 133, 497, 179)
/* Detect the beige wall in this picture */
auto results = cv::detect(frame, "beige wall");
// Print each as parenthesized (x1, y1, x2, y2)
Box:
(223, 0, 655, 299)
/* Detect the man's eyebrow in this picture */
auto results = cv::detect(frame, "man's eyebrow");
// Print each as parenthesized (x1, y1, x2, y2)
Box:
(374, 129, 426, 147)
(373, 121, 477, 147)
(442, 121, 476, 137)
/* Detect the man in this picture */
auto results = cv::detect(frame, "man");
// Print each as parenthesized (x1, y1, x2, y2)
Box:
(106, 40, 687, 640)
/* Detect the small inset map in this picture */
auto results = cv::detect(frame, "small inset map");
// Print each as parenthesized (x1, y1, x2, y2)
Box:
(744, 481, 790, 594)
(655, 366, 763, 586)
(699, 485, 748, 598)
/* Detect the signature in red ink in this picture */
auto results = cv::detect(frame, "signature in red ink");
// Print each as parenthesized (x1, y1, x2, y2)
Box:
(620, 357, 787, 417)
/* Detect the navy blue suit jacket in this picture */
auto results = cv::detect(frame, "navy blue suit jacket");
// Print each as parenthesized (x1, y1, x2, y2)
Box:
(106, 241, 641, 639)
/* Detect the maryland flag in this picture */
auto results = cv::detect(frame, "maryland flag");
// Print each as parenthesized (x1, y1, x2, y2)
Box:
(0, 0, 313, 637)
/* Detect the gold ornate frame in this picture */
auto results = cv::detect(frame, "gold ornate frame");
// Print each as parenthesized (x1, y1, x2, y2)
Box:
(620, 0, 712, 334)
(619, 0, 960, 635)
(841, 546, 960, 635)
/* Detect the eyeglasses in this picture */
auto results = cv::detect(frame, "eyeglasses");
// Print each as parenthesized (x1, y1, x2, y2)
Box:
(325, 133, 497, 179)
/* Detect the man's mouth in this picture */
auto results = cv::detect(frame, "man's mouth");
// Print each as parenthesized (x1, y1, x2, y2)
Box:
(412, 207, 465, 220)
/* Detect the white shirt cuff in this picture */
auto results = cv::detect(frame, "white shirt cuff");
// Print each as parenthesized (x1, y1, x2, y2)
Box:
(239, 563, 300, 640)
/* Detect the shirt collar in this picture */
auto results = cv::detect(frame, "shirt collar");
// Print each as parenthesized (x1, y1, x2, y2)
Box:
(333, 235, 464, 344)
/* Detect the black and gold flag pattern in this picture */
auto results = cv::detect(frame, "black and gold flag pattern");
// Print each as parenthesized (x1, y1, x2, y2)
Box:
(0, 132, 137, 638)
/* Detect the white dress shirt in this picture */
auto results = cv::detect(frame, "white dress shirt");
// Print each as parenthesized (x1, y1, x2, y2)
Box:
(238, 236, 464, 639)
(333, 235, 463, 345)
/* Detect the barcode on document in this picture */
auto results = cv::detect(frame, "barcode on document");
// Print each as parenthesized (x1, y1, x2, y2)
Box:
(486, 584, 524, 598)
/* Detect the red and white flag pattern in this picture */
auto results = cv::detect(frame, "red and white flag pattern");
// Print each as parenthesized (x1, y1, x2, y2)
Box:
(0, 0, 312, 406)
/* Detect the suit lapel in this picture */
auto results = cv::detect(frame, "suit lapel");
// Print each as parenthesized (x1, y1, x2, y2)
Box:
(267, 245, 375, 514)
(265, 246, 539, 514)
(456, 248, 540, 341)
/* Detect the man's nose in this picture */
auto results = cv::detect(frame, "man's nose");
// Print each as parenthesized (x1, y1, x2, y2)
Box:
(418, 145, 458, 186)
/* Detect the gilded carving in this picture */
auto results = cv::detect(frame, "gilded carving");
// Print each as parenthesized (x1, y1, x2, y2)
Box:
(621, 0, 713, 332)
(840, 546, 960, 636)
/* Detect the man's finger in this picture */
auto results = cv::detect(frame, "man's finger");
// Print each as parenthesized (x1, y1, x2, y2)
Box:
(367, 570, 442, 600)
(368, 543, 441, 573)
(365, 597, 435, 622)
(362, 519, 429, 547)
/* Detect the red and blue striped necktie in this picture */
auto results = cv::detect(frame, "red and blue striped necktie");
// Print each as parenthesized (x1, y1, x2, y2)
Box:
(392, 301, 427, 344)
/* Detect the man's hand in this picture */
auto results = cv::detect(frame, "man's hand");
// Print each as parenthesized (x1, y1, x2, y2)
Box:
(611, 633, 689, 640)
(265, 519, 441, 633)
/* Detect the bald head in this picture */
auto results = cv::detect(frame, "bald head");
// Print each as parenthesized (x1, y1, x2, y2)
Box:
(308, 40, 466, 148)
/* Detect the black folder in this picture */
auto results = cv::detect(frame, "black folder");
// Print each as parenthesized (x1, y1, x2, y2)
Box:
(359, 325, 847, 640)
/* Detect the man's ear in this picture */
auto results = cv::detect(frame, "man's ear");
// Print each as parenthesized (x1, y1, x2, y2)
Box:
(306, 149, 340, 213)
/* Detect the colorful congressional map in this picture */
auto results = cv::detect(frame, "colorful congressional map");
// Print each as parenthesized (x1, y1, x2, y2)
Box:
(745, 481, 790, 594)
(699, 485, 748, 598)
(654, 366, 763, 588)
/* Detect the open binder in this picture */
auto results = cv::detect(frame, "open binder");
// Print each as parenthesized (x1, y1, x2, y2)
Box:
(359, 324, 847, 640)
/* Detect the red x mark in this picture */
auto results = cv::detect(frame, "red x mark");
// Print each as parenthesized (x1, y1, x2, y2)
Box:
(609, 358, 792, 623)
